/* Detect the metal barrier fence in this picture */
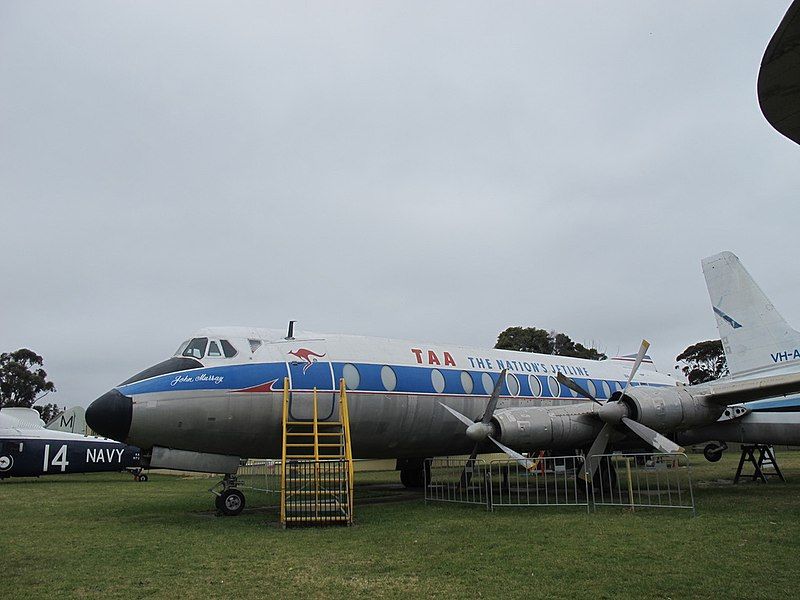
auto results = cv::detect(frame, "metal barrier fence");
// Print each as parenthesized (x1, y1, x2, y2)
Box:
(425, 452, 695, 514)
(424, 457, 492, 507)
(425, 455, 590, 511)
(489, 455, 589, 510)
(590, 453, 695, 515)
(236, 459, 281, 493)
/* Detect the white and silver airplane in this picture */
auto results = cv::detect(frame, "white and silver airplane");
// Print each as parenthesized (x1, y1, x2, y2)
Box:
(85, 251, 800, 510)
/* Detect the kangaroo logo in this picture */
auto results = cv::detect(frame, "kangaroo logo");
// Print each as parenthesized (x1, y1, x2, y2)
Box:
(288, 348, 327, 374)
(713, 306, 743, 329)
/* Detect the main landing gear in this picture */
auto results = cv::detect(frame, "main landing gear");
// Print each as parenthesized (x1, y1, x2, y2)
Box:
(397, 458, 431, 489)
(703, 442, 727, 463)
(128, 468, 149, 482)
(211, 474, 246, 516)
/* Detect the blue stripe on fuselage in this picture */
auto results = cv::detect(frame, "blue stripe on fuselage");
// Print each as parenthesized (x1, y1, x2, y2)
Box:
(116, 360, 668, 398)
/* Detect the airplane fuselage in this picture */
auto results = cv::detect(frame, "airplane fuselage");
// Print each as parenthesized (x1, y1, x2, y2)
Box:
(87, 328, 676, 461)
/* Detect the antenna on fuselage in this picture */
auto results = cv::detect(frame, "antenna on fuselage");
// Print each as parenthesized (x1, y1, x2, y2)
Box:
(286, 320, 297, 340)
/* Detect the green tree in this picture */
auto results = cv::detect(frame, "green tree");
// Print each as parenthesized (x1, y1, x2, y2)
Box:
(675, 340, 728, 384)
(0, 349, 57, 421)
(495, 327, 553, 354)
(496, 327, 606, 360)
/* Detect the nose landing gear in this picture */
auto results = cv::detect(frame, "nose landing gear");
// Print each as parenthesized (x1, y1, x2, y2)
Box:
(210, 474, 246, 516)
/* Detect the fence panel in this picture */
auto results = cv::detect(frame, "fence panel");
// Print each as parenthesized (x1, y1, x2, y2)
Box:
(236, 459, 282, 493)
(589, 452, 695, 514)
(489, 455, 589, 510)
(425, 457, 491, 507)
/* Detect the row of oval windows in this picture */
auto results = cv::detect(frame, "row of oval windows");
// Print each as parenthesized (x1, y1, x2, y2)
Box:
(341, 364, 631, 398)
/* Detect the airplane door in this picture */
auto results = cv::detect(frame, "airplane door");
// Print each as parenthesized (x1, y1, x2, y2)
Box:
(285, 342, 335, 421)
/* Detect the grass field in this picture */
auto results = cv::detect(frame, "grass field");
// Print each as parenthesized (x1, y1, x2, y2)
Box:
(2, 452, 800, 600)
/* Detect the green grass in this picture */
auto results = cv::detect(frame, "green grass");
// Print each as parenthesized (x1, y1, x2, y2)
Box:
(2, 453, 800, 599)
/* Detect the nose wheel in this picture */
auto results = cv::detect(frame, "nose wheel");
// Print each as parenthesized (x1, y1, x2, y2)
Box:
(215, 488, 245, 516)
(210, 474, 246, 516)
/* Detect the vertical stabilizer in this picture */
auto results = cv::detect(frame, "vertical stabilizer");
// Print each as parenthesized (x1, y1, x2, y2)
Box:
(702, 251, 800, 377)
(46, 406, 87, 435)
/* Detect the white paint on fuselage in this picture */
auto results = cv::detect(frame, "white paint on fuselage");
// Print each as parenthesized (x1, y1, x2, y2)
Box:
(184, 327, 675, 388)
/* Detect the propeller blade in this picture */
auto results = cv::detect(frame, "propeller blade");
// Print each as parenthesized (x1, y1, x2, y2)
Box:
(620, 417, 684, 454)
(580, 422, 614, 482)
(459, 443, 481, 487)
(620, 339, 651, 398)
(557, 372, 601, 405)
(482, 369, 507, 424)
(439, 402, 474, 428)
(488, 436, 536, 470)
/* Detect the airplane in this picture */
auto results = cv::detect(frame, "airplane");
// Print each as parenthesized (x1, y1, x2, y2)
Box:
(85, 252, 800, 514)
(676, 251, 800, 457)
(0, 406, 145, 480)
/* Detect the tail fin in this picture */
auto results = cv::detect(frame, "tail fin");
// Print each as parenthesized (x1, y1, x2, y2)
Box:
(46, 406, 87, 435)
(702, 251, 800, 377)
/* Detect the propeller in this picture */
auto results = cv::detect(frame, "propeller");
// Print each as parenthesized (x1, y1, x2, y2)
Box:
(557, 372, 601, 405)
(558, 340, 683, 483)
(439, 369, 536, 484)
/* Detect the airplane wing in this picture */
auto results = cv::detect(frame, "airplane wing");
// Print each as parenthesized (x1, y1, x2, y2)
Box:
(696, 371, 800, 406)
(758, 0, 800, 146)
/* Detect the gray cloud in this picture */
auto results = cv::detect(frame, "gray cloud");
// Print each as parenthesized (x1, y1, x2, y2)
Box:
(1, 1, 798, 405)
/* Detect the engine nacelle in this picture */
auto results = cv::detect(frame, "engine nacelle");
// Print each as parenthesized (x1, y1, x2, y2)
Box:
(492, 406, 599, 451)
(618, 386, 724, 432)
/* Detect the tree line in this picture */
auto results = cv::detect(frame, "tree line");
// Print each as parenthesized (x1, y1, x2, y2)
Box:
(494, 326, 727, 383)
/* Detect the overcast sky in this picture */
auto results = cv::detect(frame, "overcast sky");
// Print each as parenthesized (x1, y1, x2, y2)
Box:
(2, 1, 798, 407)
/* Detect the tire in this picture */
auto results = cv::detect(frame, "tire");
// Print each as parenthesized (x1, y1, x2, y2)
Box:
(704, 444, 723, 463)
(138, 474, 149, 482)
(400, 466, 425, 488)
(218, 489, 245, 516)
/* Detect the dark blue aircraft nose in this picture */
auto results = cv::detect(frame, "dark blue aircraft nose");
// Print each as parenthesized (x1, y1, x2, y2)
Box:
(86, 389, 133, 442)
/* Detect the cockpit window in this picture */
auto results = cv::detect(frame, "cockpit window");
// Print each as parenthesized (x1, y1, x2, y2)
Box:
(207, 341, 221, 357)
(221, 340, 238, 358)
(248, 339, 262, 353)
(174, 340, 190, 356)
(182, 337, 208, 359)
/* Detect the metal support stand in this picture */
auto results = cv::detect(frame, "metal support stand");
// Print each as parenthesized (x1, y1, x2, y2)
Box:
(733, 444, 786, 484)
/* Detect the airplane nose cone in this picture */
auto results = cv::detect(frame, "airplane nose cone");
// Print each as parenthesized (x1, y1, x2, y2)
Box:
(86, 389, 133, 442)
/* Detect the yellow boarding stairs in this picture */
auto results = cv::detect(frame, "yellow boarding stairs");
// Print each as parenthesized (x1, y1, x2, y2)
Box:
(280, 378, 354, 526)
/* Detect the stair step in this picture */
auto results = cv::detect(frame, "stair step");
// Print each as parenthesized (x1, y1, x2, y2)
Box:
(286, 442, 342, 448)
(285, 455, 346, 459)
(284, 516, 350, 523)
(285, 490, 346, 496)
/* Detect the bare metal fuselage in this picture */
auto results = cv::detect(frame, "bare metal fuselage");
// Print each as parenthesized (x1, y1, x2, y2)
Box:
(128, 390, 598, 459)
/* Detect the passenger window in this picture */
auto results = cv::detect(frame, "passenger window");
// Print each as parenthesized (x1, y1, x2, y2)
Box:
(208, 341, 221, 357)
(221, 340, 238, 358)
(182, 337, 208, 359)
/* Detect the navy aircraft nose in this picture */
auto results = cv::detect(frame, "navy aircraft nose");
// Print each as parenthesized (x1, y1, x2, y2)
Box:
(86, 389, 133, 442)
